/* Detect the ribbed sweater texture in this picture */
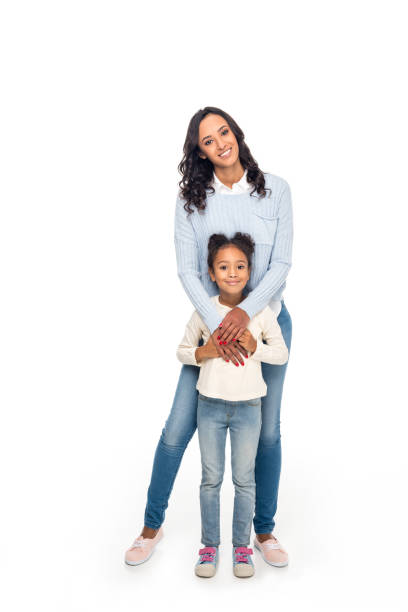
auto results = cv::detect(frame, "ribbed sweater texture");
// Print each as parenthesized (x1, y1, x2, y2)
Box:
(174, 172, 293, 333)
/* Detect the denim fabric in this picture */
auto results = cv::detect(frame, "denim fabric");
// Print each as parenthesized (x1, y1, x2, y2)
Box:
(144, 302, 292, 534)
(254, 301, 292, 533)
(197, 393, 261, 547)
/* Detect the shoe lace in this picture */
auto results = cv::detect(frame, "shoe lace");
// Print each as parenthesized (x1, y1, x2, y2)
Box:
(199, 547, 216, 563)
(234, 547, 253, 563)
(263, 539, 281, 550)
(130, 538, 148, 549)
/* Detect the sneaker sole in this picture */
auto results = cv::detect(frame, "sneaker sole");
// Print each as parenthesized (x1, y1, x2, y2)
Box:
(233, 565, 254, 578)
(254, 541, 288, 567)
(125, 548, 155, 566)
(194, 565, 217, 578)
(124, 537, 163, 566)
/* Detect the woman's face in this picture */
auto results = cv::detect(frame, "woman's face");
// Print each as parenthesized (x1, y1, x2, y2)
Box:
(197, 114, 240, 168)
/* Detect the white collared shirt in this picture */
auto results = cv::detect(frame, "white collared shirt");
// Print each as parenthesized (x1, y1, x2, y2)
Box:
(212, 169, 250, 195)
(211, 168, 282, 316)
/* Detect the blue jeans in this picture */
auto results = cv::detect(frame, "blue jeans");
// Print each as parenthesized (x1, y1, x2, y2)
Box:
(144, 301, 292, 534)
(197, 393, 262, 547)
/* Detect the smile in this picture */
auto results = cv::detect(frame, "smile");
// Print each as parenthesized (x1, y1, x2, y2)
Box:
(219, 147, 232, 158)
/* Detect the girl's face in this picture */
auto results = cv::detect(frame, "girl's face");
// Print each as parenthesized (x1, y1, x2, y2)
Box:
(197, 114, 240, 168)
(209, 245, 250, 297)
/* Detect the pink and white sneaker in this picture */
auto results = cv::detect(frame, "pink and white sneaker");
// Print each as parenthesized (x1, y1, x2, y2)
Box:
(254, 534, 288, 567)
(124, 528, 164, 566)
(233, 547, 255, 577)
(195, 547, 219, 578)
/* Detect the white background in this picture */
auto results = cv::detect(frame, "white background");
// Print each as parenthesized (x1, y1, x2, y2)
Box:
(1, 1, 407, 610)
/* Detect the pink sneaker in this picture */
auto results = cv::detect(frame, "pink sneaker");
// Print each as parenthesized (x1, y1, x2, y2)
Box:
(254, 534, 288, 567)
(124, 528, 164, 566)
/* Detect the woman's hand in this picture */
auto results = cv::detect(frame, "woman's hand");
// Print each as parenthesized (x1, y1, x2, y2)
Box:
(237, 329, 257, 354)
(197, 329, 247, 367)
(212, 329, 248, 366)
(218, 307, 250, 344)
(196, 324, 251, 367)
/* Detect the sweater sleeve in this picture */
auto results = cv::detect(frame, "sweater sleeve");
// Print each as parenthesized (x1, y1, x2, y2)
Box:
(176, 310, 206, 366)
(250, 307, 289, 365)
(174, 195, 223, 333)
(239, 181, 293, 319)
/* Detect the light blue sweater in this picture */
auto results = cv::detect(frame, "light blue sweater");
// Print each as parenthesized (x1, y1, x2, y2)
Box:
(174, 172, 293, 333)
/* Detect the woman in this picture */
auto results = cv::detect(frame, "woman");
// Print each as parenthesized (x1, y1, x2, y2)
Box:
(125, 106, 293, 568)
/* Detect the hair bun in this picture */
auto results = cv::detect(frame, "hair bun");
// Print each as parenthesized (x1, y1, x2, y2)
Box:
(208, 233, 228, 250)
(232, 232, 255, 255)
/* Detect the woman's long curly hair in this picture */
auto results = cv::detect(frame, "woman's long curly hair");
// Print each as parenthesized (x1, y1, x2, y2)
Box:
(178, 106, 270, 214)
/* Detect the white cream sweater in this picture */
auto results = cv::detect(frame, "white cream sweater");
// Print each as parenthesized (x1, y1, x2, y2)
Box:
(176, 295, 288, 401)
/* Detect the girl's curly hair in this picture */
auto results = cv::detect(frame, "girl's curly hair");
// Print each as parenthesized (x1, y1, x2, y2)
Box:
(207, 232, 255, 271)
(178, 106, 270, 214)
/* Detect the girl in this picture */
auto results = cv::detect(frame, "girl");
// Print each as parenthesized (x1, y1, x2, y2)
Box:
(176, 232, 288, 578)
(125, 107, 293, 570)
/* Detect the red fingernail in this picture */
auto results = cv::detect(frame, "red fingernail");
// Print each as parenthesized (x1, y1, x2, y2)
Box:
(233, 338, 236, 341)
(226, 359, 229, 362)
(245, 354, 248, 358)
(219, 342, 222, 345)
(219, 324, 223, 328)
(241, 361, 244, 365)
(235, 363, 239, 367)
(223, 341, 227, 345)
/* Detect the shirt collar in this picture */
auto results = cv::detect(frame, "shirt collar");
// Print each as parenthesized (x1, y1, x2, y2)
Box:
(212, 169, 249, 194)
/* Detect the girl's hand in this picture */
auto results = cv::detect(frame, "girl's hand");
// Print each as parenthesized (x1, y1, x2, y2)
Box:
(218, 307, 250, 344)
(204, 334, 220, 359)
(237, 329, 257, 354)
(195, 333, 219, 363)
(195, 329, 251, 367)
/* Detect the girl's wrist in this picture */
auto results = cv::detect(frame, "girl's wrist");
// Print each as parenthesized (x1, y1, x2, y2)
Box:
(196, 344, 212, 363)
(195, 346, 205, 363)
